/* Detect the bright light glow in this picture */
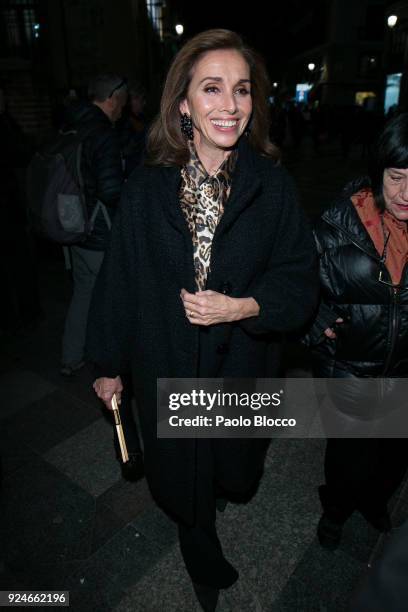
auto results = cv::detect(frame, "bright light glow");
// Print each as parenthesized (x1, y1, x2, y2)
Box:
(273, 82, 278, 88)
(175, 24, 184, 36)
(33, 23, 40, 30)
(308, 63, 315, 71)
(387, 15, 398, 28)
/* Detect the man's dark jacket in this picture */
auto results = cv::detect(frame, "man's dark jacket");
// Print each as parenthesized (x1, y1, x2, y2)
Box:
(63, 101, 123, 250)
(86, 138, 318, 524)
(308, 186, 408, 378)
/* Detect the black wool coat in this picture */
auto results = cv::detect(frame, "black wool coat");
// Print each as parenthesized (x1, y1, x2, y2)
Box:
(86, 138, 318, 525)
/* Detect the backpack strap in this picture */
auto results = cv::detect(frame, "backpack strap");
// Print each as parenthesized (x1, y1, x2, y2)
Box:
(89, 200, 112, 230)
(74, 139, 112, 232)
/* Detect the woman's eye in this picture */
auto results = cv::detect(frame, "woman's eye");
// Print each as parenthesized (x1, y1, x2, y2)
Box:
(204, 86, 219, 94)
(390, 176, 401, 181)
(235, 88, 250, 96)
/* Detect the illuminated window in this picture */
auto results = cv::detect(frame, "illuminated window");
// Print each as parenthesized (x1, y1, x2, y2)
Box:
(355, 91, 376, 107)
(0, 0, 39, 57)
(146, 0, 164, 40)
(384, 74, 402, 113)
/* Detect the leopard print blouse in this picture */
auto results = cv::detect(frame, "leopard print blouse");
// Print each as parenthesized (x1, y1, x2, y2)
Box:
(179, 143, 237, 291)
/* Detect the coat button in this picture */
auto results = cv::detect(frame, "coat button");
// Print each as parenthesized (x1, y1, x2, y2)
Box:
(217, 343, 229, 355)
(220, 282, 232, 295)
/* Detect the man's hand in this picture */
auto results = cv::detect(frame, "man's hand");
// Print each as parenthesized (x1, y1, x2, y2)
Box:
(180, 288, 259, 326)
(93, 376, 123, 410)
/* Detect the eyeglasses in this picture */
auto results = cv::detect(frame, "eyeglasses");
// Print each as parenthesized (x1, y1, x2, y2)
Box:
(108, 78, 127, 99)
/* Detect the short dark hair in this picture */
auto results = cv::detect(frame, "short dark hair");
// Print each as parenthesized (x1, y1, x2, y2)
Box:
(370, 112, 408, 210)
(88, 74, 127, 103)
(146, 29, 279, 166)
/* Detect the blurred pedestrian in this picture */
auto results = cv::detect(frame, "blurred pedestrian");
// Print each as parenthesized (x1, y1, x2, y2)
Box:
(60, 73, 127, 376)
(87, 29, 317, 610)
(307, 113, 408, 550)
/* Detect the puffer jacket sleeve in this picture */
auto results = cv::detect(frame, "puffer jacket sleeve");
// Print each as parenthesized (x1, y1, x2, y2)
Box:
(86, 185, 138, 377)
(240, 169, 319, 335)
(303, 222, 350, 346)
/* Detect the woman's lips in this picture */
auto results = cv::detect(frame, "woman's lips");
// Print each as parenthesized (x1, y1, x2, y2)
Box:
(210, 120, 239, 133)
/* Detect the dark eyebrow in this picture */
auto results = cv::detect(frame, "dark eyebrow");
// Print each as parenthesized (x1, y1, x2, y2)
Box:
(198, 77, 251, 86)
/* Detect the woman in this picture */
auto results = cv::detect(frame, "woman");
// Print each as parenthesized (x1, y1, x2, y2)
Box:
(308, 113, 408, 550)
(87, 29, 317, 609)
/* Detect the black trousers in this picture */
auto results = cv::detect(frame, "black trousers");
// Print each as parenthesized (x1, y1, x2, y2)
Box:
(320, 438, 408, 522)
(178, 439, 239, 589)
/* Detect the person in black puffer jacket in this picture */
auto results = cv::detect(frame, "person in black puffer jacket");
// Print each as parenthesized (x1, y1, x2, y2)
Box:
(60, 74, 127, 375)
(308, 113, 408, 550)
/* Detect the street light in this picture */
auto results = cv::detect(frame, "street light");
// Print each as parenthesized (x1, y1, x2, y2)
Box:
(308, 63, 316, 71)
(387, 15, 398, 28)
(175, 24, 184, 36)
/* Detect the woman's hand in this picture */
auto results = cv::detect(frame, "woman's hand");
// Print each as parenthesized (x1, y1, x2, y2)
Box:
(180, 288, 259, 326)
(93, 376, 123, 410)
(324, 318, 344, 339)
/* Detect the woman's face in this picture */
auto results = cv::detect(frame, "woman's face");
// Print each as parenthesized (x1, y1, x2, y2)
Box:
(180, 49, 252, 152)
(383, 168, 408, 221)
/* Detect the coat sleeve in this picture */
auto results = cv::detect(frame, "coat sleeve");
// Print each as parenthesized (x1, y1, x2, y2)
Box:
(239, 170, 319, 335)
(86, 187, 138, 377)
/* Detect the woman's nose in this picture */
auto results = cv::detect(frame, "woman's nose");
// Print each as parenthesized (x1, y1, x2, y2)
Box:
(400, 179, 408, 201)
(219, 91, 237, 114)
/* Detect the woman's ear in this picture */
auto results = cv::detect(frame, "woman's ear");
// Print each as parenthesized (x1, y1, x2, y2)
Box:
(179, 98, 190, 116)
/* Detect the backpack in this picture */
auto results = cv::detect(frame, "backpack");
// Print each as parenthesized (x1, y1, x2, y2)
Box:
(27, 127, 111, 245)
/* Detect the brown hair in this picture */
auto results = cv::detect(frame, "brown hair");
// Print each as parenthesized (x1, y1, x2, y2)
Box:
(146, 29, 279, 166)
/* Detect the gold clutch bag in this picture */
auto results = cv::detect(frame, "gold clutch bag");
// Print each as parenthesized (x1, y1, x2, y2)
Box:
(111, 393, 129, 463)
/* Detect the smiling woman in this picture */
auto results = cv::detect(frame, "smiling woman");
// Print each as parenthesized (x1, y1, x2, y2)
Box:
(87, 29, 318, 611)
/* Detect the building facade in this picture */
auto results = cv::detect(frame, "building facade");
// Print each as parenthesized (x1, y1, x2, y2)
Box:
(0, 0, 174, 138)
(282, 0, 387, 110)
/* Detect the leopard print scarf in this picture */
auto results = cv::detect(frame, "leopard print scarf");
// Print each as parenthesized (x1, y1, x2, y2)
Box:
(179, 143, 237, 291)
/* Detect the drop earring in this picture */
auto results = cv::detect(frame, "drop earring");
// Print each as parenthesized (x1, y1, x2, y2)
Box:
(180, 113, 194, 140)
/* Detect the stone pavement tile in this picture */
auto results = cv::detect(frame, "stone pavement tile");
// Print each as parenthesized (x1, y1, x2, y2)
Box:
(214, 477, 321, 607)
(45, 417, 122, 498)
(14, 336, 103, 409)
(0, 428, 39, 477)
(99, 477, 155, 525)
(4, 389, 101, 455)
(2, 456, 94, 576)
(67, 524, 163, 611)
(112, 544, 200, 612)
(130, 504, 178, 551)
(0, 369, 57, 421)
(91, 499, 134, 555)
(270, 540, 366, 612)
(264, 438, 325, 483)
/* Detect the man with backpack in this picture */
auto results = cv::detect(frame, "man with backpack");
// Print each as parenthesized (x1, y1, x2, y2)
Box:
(59, 74, 127, 376)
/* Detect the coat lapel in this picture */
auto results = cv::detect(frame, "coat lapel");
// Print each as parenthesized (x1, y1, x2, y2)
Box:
(214, 138, 262, 239)
(160, 165, 191, 238)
